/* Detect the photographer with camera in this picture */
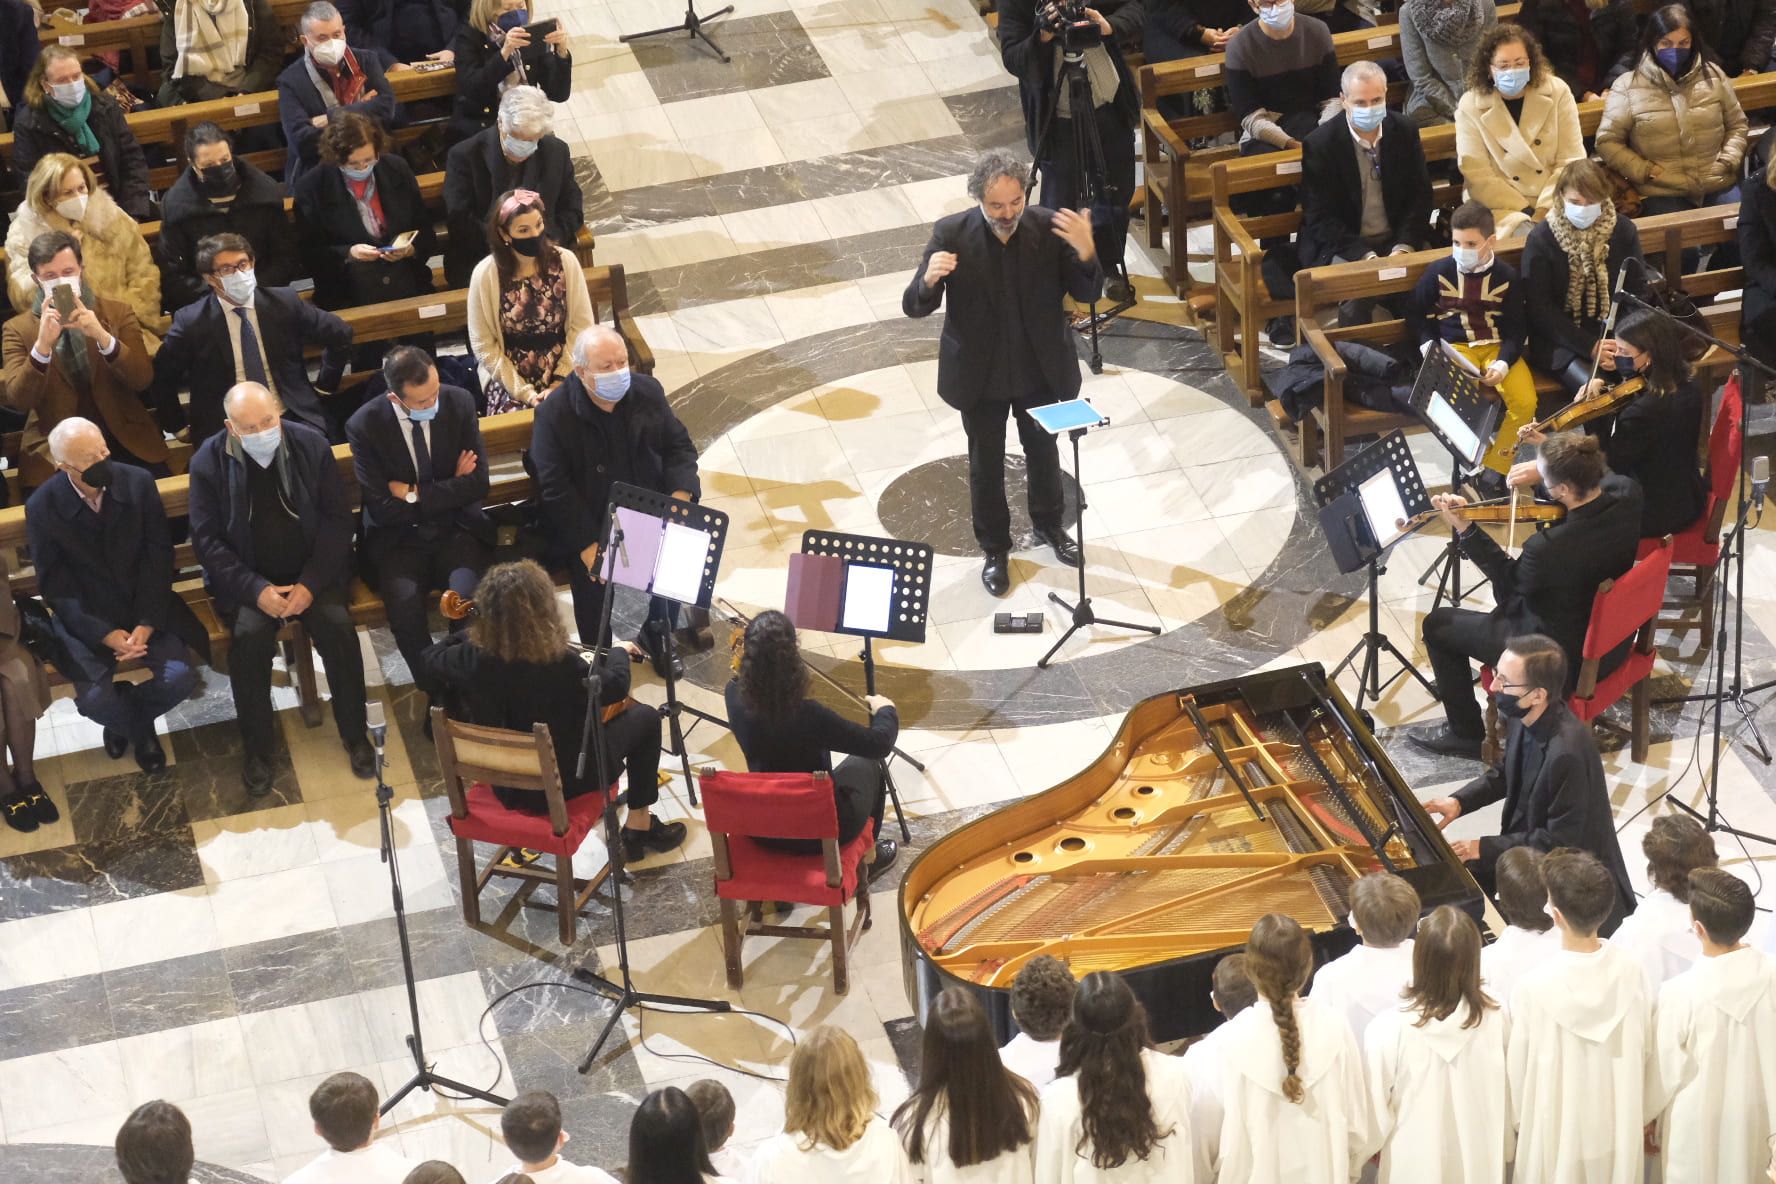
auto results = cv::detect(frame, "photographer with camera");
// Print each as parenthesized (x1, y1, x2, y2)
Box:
(999, 0, 1144, 304)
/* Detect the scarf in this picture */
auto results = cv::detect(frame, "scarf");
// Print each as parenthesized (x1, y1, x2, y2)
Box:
(346, 171, 385, 238)
(44, 87, 101, 157)
(1548, 199, 1618, 323)
(1405, 0, 1484, 46)
(172, 0, 250, 85)
(303, 45, 368, 111)
(32, 280, 97, 393)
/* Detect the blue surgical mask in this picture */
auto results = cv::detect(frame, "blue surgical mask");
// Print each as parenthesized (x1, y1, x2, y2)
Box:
(1493, 66, 1530, 97)
(1258, 0, 1293, 28)
(341, 162, 375, 182)
(220, 268, 256, 305)
(405, 401, 439, 422)
(1564, 200, 1602, 230)
(1452, 244, 1487, 272)
(1347, 103, 1385, 133)
(48, 80, 86, 108)
(501, 133, 538, 162)
(495, 8, 528, 30)
(239, 426, 281, 466)
(1655, 46, 1693, 76)
(592, 368, 631, 402)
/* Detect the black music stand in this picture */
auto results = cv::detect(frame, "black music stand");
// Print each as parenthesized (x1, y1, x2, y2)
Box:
(573, 483, 732, 1073)
(788, 531, 935, 843)
(1407, 345, 1502, 613)
(1314, 431, 1438, 711)
(621, 4, 735, 63)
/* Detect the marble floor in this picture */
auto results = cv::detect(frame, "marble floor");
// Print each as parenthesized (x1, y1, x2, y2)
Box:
(6, 2, 1776, 1180)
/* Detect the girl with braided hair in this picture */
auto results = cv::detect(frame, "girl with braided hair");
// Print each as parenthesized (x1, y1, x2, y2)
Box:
(1206, 914, 1375, 1183)
(1032, 972, 1195, 1183)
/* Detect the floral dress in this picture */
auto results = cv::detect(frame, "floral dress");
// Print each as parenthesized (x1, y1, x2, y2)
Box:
(483, 265, 568, 414)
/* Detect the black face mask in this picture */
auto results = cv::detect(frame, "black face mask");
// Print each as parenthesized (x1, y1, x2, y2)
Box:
(78, 458, 113, 489)
(1492, 687, 1534, 722)
(508, 235, 543, 257)
(196, 161, 239, 197)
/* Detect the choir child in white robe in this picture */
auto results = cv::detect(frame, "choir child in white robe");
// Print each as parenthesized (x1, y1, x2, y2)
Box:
(1507, 849, 1652, 1184)
(1000, 955, 1077, 1090)
(750, 1026, 914, 1184)
(1181, 954, 1257, 1182)
(1611, 814, 1717, 992)
(1365, 905, 1512, 1184)
(1479, 847, 1562, 1003)
(1033, 972, 1195, 1184)
(1648, 867, 1776, 1184)
(630, 1087, 740, 1183)
(1209, 913, 1375, 1184)
(894, 987, 1038, 1184)
(115, 1101, 197, 1184)
(1309, 873, 1421, 1041)
(689, 1079, 751, 1184)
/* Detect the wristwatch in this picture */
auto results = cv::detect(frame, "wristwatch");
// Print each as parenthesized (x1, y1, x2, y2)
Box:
(403, 487, 418, 504)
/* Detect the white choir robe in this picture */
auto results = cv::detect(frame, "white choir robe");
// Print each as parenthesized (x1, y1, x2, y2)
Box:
(908, 1105, 1037, 1184)
(1649, 946, 1776, 1184)
(1506, 944, 1652, 1184)
(1363, 1001, 1513, 1184)
(1308, 942, 1415, 1042)
(1034, 1048, 1194, 1184)
(1209, 997, 1376, 1184)
(749, 1117, 914, 1184)
(1480, 924, 1562, 1004)
(1180, 1021, 1236, 1183)
(1611, 889, 1703, 992)
(1000, 1032, 1062, 1089)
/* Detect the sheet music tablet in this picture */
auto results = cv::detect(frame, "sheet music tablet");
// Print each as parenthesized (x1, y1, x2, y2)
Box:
(651, 521, 708, 604)
(1027, 399, 1108, 435)
(839, 563, 896, 634)
(1424, 388, 1482, 465)
(1358, 470, 1410, 550)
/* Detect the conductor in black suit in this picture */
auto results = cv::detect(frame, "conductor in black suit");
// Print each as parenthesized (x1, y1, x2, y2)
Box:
(903, 150, 1102, 597)
(152, 233, 355, 445)
(345, 347, 492, 716)
(27, 418, 211, 774)
(1408, 431, 1643, 759)
(1424, 633, 1637, 935)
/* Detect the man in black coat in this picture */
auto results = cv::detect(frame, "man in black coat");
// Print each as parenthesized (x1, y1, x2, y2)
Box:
(189, 382, 373, 795)
(157, 124, 298, 309)
(1425, 633, 1637, 935)
(277, 1, 403, 192)
(27, 419, 210, 774)
(153, 233, 354, 445)
(442, 86, 583, 287)
(530, 326, 699, 677)
(345, 347, 491, 712)
(903, 150, 1101, 597)
(998, 0, 1143, 299)
(1409, 432, 1643, 758)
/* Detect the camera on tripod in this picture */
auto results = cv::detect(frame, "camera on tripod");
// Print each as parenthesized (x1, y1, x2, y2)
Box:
(1041, 0, 1102, 48)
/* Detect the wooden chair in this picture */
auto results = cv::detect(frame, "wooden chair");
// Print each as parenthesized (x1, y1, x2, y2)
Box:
(1640, 371, 1743, 646)
(698, 768, 875, 995)
(431, 707, 618, 944)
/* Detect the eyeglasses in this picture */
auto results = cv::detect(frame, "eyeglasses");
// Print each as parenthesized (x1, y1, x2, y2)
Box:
(211, 262, 254, 277)
(1494, 678, 1534, 693)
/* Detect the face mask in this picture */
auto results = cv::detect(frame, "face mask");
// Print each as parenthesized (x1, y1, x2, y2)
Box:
(495, 8, 528, 30)
(1564, 199, 1602, 229)
(1493, 66, 1530, 96)
(501, 133, 539, 162)
(341, 163, 375, 183)
(219, 268, 256, 305)
(40, 276, 78, 305)
(508, 234, 543, 257)
(1347, 103, 1385, 133)
(1258, 1, 1293, 28)
(1655, 46, 1692, 75)
(1613, 355, 1640, 378)
(48, 80, 86, 108)
(1493, 686, 1534, 722)
(197, 161, 239, 197)
(238, 426, 282, 466)
(405, 401, 439, 422)
(311, 38, 347, 68)
(54, 194, 88, 222)
(1452, 244, 1488, 272)
(592, 368, 632, 402)
(78, 458, 114, 489)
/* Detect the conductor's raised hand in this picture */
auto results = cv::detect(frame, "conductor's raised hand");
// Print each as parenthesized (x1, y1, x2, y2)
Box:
(1430, 491, 1470, 532)
(1051, 208, 1096, 261)
(922, 250, 958, 291)
(1423, 795, 1462, 829)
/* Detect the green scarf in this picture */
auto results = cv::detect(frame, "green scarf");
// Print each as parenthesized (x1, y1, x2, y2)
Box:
(32, 280, 96, 393)
(45, 87, 101, 157)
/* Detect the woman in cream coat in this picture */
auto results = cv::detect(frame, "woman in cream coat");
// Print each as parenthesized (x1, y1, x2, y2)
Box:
(1455, 23, 1586, 237)
(6, 154, 161, 350)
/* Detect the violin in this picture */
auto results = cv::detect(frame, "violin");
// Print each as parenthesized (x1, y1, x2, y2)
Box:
(1396, 494, 1567, 536)
(1528, 376, 1646, 436)
(436, 589, 635, 723)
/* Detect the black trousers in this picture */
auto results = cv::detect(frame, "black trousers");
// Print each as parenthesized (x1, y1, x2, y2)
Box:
(962, 397, 1066, 553)
(1039, 101, 1137, 276)
(226, 586, 368, 758)
(371, 529, 489, 698)
(757, 755, 888, 854)
(566, 560, 676, 651)
(497, 700, 662, 814)
(1423, 606, 1513, 740)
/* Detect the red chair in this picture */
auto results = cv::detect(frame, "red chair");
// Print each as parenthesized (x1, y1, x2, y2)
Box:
(1481, 538, 1675, 763)
(698, 768, 875, 995)
(430, 707, 618, 944)
(1638, 371, 1743, 646)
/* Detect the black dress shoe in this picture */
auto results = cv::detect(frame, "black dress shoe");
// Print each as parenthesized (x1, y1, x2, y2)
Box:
(241, 754, 274, 797)
(134, 736, 167, 775)
(981, 551, 1011, 597)
(867, 837, 899, 880)
(620, 816, 687, 862)
(346, 737, 377, 779)
(634, 628, 684, 679)
(1406, 724, 1485, 761)
(2, 788, 38, 833)
(1034, 527, 1082, 567)
(20, 782, 58, 825)
(103, 727, 129, 760)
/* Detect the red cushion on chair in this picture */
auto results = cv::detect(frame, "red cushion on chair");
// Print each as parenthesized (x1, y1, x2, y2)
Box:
(714, 821, 878, 907)
(447, 782, 615, 857)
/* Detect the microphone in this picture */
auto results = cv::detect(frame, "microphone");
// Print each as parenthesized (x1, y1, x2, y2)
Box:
(1754, 454, 1770, 513)
(367, 699, 387, 752)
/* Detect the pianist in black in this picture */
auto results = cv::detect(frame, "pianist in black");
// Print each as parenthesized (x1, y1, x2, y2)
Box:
(723, 610, 900, 876)
(1408, 430, 1642, 760)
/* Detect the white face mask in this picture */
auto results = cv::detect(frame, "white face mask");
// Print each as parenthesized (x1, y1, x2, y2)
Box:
(39, 276, 78, 304)
(311, 38, 347, 67)
(1452, 244, 1490, 273)
(54, 194, 88, 223)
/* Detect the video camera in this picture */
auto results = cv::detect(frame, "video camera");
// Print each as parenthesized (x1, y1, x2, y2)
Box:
(1040, 0, 1103, 48)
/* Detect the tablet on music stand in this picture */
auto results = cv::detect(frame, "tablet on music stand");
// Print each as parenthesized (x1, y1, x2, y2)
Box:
(1408, 344, 1502, 471)
(1026, 399, 1109, 435)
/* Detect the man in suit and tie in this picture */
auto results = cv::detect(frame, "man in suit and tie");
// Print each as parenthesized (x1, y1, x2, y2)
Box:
(189, 382, 374, 795)
(345, 346, 491, 719)
(903, 150, 1101, 597)
(27, 418, 210, 774)
(1, 231, 170, 494)
(152, 233, 355, 446)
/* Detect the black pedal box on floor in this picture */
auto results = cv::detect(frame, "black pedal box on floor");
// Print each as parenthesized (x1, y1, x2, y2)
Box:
(994, 612, 1045, 634)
